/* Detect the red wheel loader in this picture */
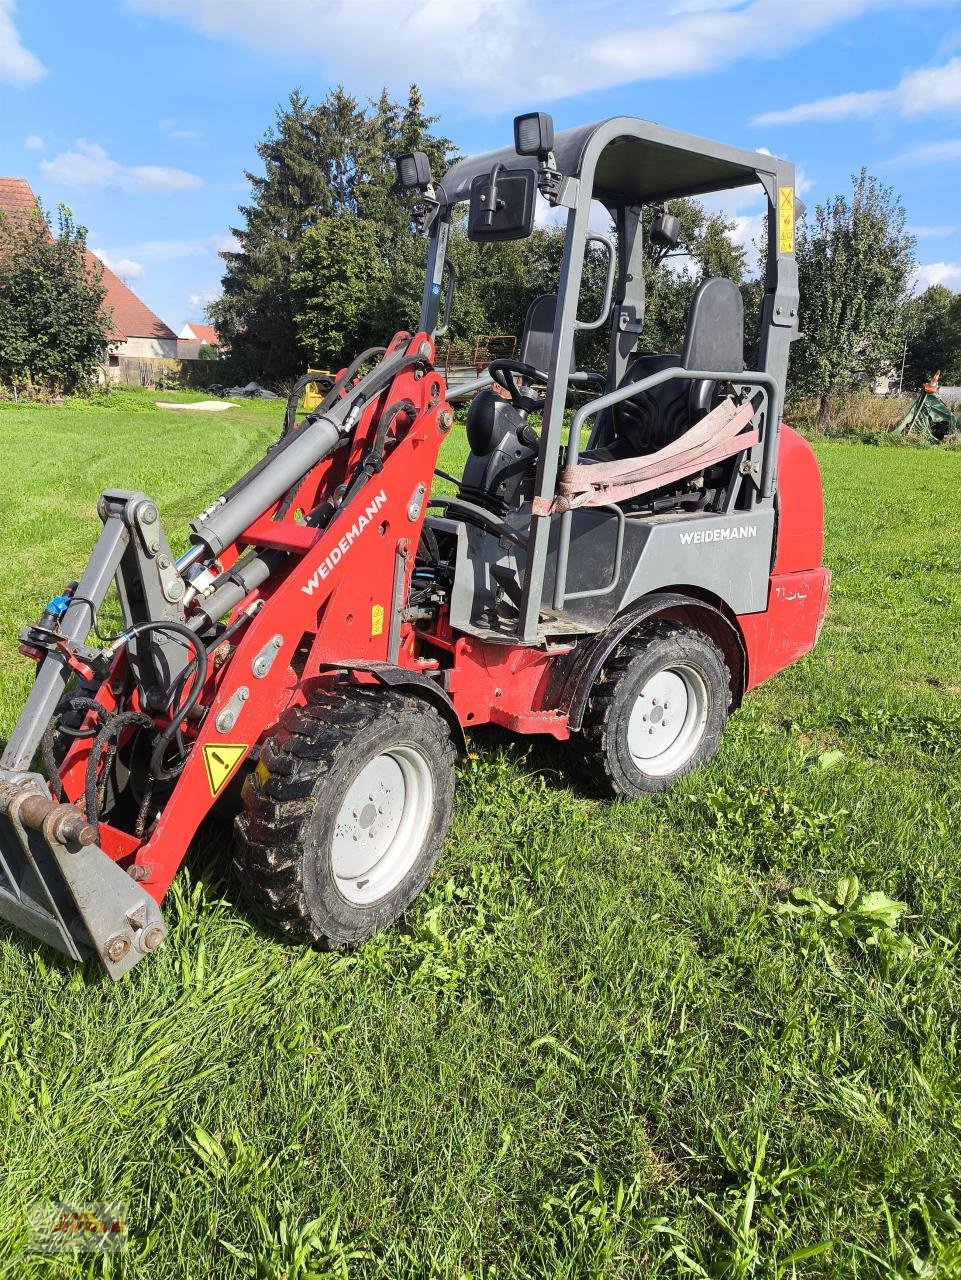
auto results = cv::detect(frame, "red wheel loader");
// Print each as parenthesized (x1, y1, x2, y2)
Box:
(0, 113, 830, 978)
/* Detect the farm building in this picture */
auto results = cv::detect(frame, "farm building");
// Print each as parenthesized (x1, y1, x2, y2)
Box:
(0, 177, 178, 376)
(178, 321, 221, 360)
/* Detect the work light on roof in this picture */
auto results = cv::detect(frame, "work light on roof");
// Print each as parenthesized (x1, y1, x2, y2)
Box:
(395, 151, 433, 192)
(513, 112, 554, 159)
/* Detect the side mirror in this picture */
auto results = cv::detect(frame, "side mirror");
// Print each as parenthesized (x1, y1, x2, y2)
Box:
(467, 165, 536, 243)
(651, 210, 680, 251)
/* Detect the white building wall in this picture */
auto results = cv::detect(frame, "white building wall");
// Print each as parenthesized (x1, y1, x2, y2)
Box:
(116, 336, 179, 359)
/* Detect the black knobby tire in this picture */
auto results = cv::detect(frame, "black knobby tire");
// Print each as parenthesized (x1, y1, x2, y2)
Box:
(579, 620, 731, 797)
(233, 686, 456, 947)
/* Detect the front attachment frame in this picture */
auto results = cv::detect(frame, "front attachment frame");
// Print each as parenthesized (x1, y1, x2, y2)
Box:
(0, 771, 167, 979)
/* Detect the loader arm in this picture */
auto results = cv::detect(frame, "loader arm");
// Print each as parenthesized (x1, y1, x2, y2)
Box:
(0, 333, 452, 977)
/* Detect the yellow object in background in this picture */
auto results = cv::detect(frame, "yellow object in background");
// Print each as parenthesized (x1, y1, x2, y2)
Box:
(300, 370, 334, 413)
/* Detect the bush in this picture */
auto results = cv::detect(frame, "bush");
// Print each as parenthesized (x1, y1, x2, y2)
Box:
(0, 202, 110, 395)
(785, 390, 914, 441)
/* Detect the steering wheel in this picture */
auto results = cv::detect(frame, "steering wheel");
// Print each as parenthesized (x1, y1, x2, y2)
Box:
(488, 358, 549, 413)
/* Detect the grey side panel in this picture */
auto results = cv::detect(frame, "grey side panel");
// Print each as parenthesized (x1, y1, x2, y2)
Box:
(541, 507, 775, 630)
(622, 508, 774, 615)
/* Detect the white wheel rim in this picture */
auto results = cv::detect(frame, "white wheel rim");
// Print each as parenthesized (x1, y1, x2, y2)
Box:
(626, 664, 710, 777)
(331, 744, 434, 906)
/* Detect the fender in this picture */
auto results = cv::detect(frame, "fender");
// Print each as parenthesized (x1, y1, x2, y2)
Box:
(326, 661, 467, 751)
(550, 591, 747, 731)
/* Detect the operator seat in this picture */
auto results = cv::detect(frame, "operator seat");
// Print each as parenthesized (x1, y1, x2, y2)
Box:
(460, 292, 571, 514)
(594, 276, 745, 455)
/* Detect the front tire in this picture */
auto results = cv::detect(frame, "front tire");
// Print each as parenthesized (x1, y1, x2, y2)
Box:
(580, 621, 731, 796)
(234, 686, 456, 947)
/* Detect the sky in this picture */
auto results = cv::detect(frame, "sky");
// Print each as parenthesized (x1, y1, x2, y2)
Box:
(1, 0, 960, 333)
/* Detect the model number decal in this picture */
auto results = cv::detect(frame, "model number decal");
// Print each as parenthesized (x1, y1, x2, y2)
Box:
(679, 524, 757, 546)
(301, 490, 388, 595)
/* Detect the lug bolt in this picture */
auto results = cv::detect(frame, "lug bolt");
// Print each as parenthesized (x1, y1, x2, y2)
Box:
(140, 925, 165, 953)
(104, 934, 130, 964)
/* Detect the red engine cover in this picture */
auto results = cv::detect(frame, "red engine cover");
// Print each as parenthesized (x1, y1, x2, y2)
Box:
(740, 424, 830, 690)
(772, 424, 825, 575)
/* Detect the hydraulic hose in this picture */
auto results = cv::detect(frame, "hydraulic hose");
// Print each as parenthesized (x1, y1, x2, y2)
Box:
(109, 621, 209, 782)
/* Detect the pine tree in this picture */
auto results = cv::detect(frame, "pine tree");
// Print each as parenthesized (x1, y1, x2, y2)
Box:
(211, 86, 454, 380)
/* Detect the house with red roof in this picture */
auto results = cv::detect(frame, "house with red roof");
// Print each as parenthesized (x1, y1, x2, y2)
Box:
(0, 177, 178, 375)
(178, 321, 221, 360)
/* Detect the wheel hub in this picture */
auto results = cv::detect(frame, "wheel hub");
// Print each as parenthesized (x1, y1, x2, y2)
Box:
(626, 665, 710, 777)
(331, 745, 434, 905)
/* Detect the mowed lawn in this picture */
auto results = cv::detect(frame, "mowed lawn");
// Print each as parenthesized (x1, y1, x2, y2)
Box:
(0, 393, 960, 1278)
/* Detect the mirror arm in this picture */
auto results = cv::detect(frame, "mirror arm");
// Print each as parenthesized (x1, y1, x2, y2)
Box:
(482, 163, 506, 227)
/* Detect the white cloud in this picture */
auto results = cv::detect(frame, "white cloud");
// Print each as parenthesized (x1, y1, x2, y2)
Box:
(754, 55, 961, 126)
(187, 287, 220, 311)
(206, 231, 239, 254)
(907, 223, 958, 238)
(0, 0, 45, 87)
(40, 140, 202, 195)
(124, 0, 946, 108)
(91, 248, 146, 281)
(160, 116, 203, 142)
(890, 138, 961, 165)
(90, 234, 234, 265)
(911, 261, 961, 290)
(24, 133, 44, 151)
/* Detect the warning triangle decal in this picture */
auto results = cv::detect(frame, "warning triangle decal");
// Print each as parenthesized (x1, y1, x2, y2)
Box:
(202, 743, 248, 796)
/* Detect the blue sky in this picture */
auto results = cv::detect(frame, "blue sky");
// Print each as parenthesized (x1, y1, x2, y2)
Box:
(2, 0, 960, 333)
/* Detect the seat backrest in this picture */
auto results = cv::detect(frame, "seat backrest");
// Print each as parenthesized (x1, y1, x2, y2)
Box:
(682, 277, 744, 416)
(594, 277, 744, 453)
(518, 293, 574, 375)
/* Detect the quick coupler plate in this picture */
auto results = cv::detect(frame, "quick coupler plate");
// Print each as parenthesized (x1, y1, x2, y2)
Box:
(0, 771, 166, 980)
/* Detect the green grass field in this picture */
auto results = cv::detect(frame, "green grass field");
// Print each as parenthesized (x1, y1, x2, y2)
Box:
(1, 391, 960, 1278)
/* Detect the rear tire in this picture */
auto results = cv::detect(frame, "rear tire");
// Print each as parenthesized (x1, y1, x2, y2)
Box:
(234, 686, 456, 947)
(580, 621, 730, 797)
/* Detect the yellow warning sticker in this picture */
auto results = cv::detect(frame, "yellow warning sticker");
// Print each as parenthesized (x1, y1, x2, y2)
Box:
(371, 604, 385, 637)
(778, 186, 795, 256)
(203, 743, 248, 796)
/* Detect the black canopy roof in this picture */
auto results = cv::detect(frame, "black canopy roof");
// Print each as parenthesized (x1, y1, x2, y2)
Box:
(439, 116, 780, 208)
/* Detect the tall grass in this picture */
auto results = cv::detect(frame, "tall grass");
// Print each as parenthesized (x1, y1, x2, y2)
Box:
(0, 397, 959, 1277)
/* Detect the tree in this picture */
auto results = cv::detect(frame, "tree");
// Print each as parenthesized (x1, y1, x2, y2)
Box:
(293, 213, 390, 365)
(791, 170, 915, 420)
(0, 202, 110, 393)
(211, 85, 454, 380)
(903, 284, 961, 387)
(640, 199, 747, 359)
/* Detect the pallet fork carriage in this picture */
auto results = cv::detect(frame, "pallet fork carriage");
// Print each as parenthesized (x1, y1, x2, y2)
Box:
(0, 113, 830, 977)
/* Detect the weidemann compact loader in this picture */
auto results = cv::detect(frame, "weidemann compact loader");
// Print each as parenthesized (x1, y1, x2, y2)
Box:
(0, 112, 830, 978)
